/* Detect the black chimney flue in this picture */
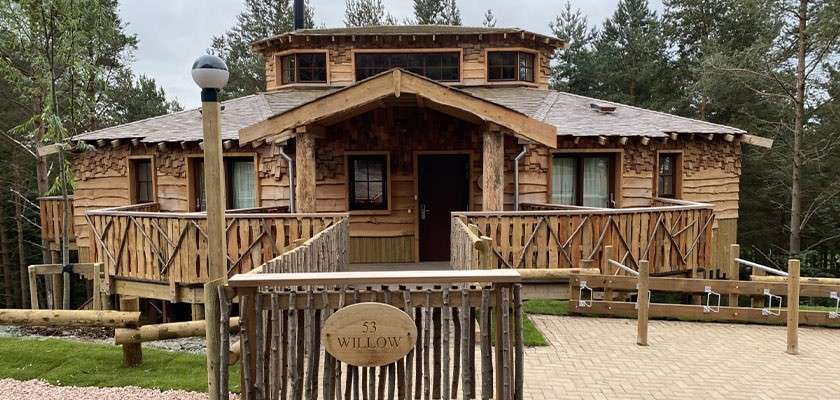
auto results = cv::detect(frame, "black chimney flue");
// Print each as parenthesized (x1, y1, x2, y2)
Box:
(293, 0, 304, 30)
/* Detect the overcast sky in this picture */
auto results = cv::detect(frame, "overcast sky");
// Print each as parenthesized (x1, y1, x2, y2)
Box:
(119, 0, 663, 108)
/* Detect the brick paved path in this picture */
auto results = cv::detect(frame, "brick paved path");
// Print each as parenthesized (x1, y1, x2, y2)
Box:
(524, 315, 840, 400)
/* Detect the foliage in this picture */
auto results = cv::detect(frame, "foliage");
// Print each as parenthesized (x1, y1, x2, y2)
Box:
(482, 9, 496, 27)
(0, 337, 240, 392)
(345, 0, 397, 27)
(210, 0, 315, 100)
(412, 0, 461, 25)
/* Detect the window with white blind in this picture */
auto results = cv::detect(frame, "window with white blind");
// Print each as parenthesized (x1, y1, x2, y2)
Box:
(551, 154, 616, 208)
(189, 156, 256, 211)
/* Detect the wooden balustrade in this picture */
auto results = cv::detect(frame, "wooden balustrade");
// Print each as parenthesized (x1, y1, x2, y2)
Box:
(450, 218, 494, 270)
(39, 196, 76, 249)
(455, 199, 716, 276)
(85, 203, 348, 290)
(261, 217, 350, 274)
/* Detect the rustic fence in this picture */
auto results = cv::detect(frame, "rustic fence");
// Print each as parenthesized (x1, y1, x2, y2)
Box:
(85, 204, 348, 291)
(449, 218, 494, 271)
(454, 198, 715, 276)
(216, 270, 524, 400)
(261, 217, 350, 274)
(39, 195, 75, 250)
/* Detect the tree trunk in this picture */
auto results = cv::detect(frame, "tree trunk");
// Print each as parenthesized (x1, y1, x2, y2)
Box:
(789, 0, 807, 255)
(14, 184, 30, 308)
(0, 194, 14, 308)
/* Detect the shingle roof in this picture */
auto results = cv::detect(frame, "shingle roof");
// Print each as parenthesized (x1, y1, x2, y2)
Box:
(72, 85, 745, 143)
(252, 25, 564, 48)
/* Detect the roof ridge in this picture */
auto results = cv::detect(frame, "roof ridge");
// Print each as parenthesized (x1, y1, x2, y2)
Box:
(554, 91, 746, 134)
(534, 90, 560, 122)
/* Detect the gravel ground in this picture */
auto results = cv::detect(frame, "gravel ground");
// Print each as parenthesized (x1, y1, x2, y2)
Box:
(0, 325, 232, 354)
(0, 378, 235, 400)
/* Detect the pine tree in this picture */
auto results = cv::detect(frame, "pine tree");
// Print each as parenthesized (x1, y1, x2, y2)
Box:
(549, 2, 597, 93)
(482, 9, 496, 27)
(211, 0, 316, 100)
(345, 0, 397, 27)
(412, 0, 460, 25)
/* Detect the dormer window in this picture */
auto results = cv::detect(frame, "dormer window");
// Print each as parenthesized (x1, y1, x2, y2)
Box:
(488, 51, 535, 83)
(280, 53, 327, 84)
(355, 52, 460, 82)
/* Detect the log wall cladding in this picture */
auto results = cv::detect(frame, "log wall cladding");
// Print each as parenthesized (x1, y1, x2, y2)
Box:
(222, 270, 523, 400)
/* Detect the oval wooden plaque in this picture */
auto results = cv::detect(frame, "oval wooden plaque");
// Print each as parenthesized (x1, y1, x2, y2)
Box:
(322, 302, 417, 367)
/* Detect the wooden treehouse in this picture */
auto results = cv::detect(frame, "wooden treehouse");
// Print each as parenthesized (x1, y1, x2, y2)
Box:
(38, 25, 773, 315)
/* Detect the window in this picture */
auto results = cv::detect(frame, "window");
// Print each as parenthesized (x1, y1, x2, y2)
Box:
(129, 158, 154, 204)
(281, 53, 327, 84)
(348, 155, 388, 211)
(189, 156, 256, 211)
(354, 52, 460, 82)
(551, 154, 616, 207)
(488, 51, 535, 82)
(657, 153, 681, 198)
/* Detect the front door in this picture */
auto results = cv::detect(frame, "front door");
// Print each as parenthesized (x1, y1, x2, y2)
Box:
(418, 154, 470, 261)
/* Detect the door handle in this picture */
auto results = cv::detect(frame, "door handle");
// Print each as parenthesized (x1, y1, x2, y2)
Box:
(420, 204, 431, 220)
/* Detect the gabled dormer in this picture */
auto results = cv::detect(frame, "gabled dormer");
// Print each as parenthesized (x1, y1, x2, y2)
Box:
(251, 25, 565, 91)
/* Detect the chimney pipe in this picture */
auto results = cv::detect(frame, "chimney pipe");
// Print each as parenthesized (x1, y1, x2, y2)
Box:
(294, 0, 304, 30)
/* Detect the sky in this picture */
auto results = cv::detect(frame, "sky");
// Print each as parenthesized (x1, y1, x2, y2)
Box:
(118, 0, 663, 108)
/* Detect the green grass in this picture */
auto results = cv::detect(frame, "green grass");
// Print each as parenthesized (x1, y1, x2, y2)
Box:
(523, 299, 569, 316)
(521, 315, 547, 346)
(0, 337, 240, 392)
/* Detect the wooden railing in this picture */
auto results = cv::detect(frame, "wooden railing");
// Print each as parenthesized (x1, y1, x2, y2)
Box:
(219, 270, 524, 400)
(454, 198, 716, 276)
(261, 216, 350, 274)
(450, 217, 494, 270)
(85, 203, 348, 289)
(39, 196, 75, 247)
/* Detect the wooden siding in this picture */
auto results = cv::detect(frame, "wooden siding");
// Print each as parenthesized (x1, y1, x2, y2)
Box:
(39, 196, 75, 251)
(261, 35, 556, 90)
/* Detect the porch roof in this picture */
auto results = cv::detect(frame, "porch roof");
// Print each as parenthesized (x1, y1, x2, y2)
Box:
(70, 74, 762, 147)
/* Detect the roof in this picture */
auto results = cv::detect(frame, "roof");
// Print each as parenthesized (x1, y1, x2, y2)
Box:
(252, 25, 564, 48)
(72, 83, 747, 144)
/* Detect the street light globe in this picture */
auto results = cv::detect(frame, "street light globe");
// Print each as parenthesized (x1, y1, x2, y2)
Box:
(191, 54, 229, 90)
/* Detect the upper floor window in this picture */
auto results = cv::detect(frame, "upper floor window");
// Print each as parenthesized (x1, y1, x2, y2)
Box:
(281, 53, 327, 84)
(355, 52, 460, 82)
(488, 51, 535, 82)
(129, 158, 155, 204)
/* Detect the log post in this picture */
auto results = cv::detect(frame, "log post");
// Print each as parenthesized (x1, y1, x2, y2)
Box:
(295, 126, 319, 213)
(603, 246, 614, 301)
(786, 259, 800, 355)
(478, 236, 494, 269)
(28, 267, 39, 310)
(636, 260, 650, 346)
(120, 296, 142, 366)
(482, 124, 504, 211)
(728, 244, 740, 307)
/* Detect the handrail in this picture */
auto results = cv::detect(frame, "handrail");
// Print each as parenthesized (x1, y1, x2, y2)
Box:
(38, 195, 75, 201)
(455, 199, 714, 217)
(86, 203, 346, 219)
(735, 258, 789, 277)
(609, 259, 640, 276)
(229, 269, 522, 287)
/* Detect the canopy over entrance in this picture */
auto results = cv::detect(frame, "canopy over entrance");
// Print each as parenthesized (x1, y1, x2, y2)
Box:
(238, 68, 558, 148)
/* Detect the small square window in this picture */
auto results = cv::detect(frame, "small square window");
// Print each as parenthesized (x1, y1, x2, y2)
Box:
(280, 53, 327, 84)
(348, 155, 388, 210)
(488, 51, 535, 83)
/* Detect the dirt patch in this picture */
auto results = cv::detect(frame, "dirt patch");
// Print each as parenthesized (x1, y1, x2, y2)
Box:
(0, 378, 237, 400)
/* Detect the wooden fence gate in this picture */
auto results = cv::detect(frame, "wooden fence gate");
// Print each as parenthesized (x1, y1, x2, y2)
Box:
(218, 270, 524, 400)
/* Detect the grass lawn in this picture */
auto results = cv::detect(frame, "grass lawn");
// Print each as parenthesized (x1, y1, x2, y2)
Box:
(0, 337, 240, 393)
(523, 299, 569, 316)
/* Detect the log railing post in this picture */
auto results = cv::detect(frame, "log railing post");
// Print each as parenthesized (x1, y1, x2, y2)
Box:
(120, 296, 142, 366)
(728, 244, 740, 307)
(636, 260, 650, 346)
(481, 124, 504, 211)
(479, 236, 494, 270)
(603, 246, 614, 301)
(786, 259, 800, 355)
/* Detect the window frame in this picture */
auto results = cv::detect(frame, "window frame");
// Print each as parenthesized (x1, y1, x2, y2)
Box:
(548, 150, 622, 208)
(351, 49, 464, 84)
(654, 151, 683, 199)
(485, 48, 539, 84)
(345, 152, 391, 213)
(128, 156, 156, 205)
(275, 50, 329, 86)
(186, 153, 260, 212)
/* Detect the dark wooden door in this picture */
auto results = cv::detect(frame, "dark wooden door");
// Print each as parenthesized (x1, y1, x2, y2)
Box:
(418, 154, 470, 261)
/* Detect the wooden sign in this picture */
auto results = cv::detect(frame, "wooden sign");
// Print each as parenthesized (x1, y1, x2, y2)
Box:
(322, 302, 417, 367)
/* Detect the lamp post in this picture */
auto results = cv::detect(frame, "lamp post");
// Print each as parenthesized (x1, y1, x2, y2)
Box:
(192, 54, 228, 400)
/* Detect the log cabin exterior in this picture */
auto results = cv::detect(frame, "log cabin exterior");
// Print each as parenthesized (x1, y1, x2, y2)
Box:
(43, 25, 772, 308)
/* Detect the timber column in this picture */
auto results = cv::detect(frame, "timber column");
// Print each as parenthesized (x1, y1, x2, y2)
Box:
(295, 125, 319, 213)
(482, 124, 505, 211)
(191, 54, 230, 400)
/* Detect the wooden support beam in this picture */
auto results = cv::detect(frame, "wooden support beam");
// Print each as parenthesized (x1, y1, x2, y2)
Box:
(517, 268, 600, 281)
(617, 137, 628, 146)
(0, 308, 139, 327)
(120, 296, 142, 366)
(223, 140, 233, 150)
(597, 136, 607, 146)
(96, 139, 106, 148)
(115, 317, 240, 345)
(110, 139, 121, 148)
(787, 259, 800, 355)
(705, 133, 715, 141)
(723, 133, 735, 142)
(729, 244, 740, 306)
(669, 133, 678, 141)
(130, 138, 141, 148)
(482, 125, 504, 211)
(157, 142, 167, 152)
(636, 260, 650, 346)
(640, 137, 650, 146)
(295, 128, 318, 213)
(740, 134, 773, 148)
